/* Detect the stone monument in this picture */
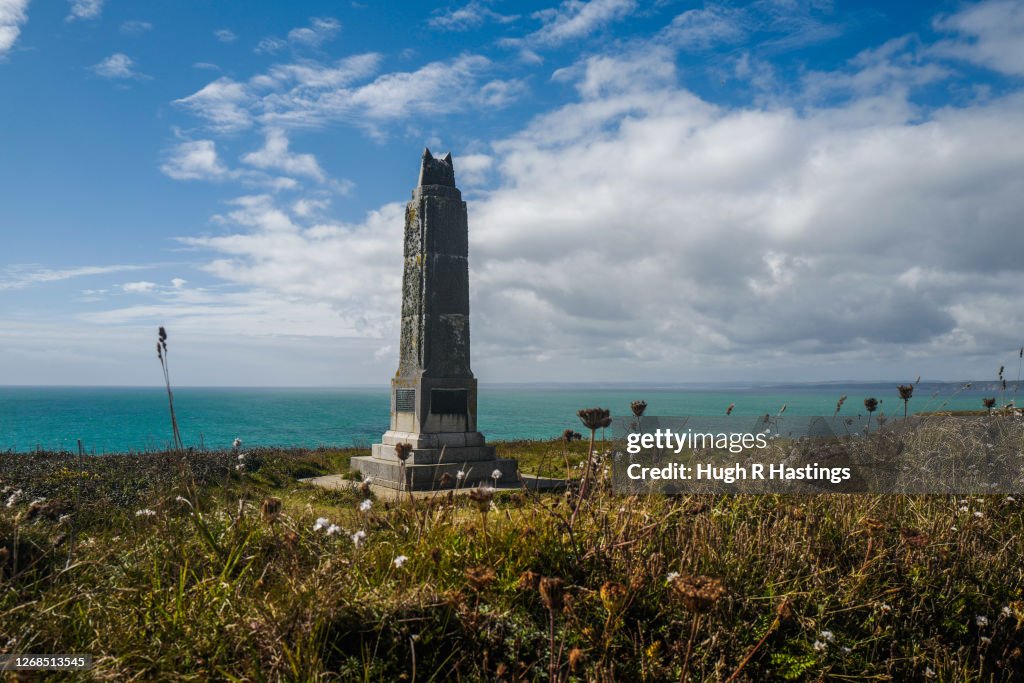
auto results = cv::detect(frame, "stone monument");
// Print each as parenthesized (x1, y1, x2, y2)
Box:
(351, 149, 519, 491)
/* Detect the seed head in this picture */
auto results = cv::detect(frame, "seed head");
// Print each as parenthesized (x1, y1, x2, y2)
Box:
(630, 400, 647, 417)
(670, 574, 725, 613)
(539, 576, 565, 611)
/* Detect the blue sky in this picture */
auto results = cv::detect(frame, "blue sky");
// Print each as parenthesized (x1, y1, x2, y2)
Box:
(1, 0, 1022, 386)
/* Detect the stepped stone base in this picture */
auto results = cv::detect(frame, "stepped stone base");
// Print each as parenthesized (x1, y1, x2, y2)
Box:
(352, 440, 518, 490)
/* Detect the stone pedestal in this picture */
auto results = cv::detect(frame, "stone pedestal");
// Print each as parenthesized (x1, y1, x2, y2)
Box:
(351, 149, 518, 491)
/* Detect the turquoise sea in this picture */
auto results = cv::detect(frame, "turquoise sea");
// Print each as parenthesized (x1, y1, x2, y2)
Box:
(0, 382, 1013, 453)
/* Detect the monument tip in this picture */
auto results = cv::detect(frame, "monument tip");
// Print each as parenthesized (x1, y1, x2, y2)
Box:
(418, 148, 456, 187)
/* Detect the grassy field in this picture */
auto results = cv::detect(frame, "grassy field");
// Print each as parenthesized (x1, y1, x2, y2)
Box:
(2, 438, 1023, 681)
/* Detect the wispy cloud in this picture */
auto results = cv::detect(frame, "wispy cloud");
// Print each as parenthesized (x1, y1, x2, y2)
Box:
(214, 28, 237, 43)
(120, 20, 153, 35)
(66, 0, 102, 22)
(0, 0, 30, 58)
(0, 264, 151, 291)
(93, 53, 148, 80)
(255, 16, 340, 54)
(429, 1, 518, 31)
(526, 0, 636, 46)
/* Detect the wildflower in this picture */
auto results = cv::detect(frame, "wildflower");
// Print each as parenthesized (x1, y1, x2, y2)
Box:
(359, 498, 373, 512)
(666, 571, 680, 582)
(819, 630, 835, 642)
(326, 524, 341, 536)
(1007, 496, 1017, 503)
(976, 615, 989, 627)
(235, 464, 245, 472)
(393, 555, 409, 568)
(959, 505, 969, 513)
(5, 489, 23, 508)
(1002, 605, 1013, 618)
(980, 636, 992, 645)
(813, 640, 828, 652)
(925, 667, 935, 678)
(879, 603, 892, 614)
(232, 438, 242, 448)
(237, 452, 246, 461)
(313, 517, 330, 532)
(491, 469, 503, 481)
(469, 486, 495, 513)
(456, 470, 466, 481)
(135, 509, 157, 517)
(351, 529, 366, 547)
(973, 511, 984, 519)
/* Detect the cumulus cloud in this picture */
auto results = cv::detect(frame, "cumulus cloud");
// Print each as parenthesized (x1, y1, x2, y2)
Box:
(156, 32, 1024, 381)
(176, 53, 524, 133)
(93, 53, 147, 80)
(242, 129, 325, 182)
(66, 0, 102, 22)
(160, 140, 231, 180)
(931, 0, 1024, 76)
(0, 0, 30, 58)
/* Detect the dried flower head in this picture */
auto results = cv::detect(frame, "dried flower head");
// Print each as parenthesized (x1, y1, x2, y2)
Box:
(518, 569, 541, 592)
(439, 472, 454, 487)
(599, 581, 628, 613)
(577, 407, 612, 432)
(898, 384, 914, 401)
(469, 486, 495, 513)
(539, 576, 565, 611)
(465, 566, 497, 591)
(562, 428, 576, 443)
(670, 574, 726, 613)
(631, 400, 648, 417)
(260, 496, 282, 523)
(568, 647, 586, 672)
(864, 397, 879, 413)
(395, 443, 413, 462)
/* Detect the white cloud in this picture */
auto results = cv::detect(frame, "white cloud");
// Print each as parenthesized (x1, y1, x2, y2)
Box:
(255, 37, 286, 54)
(175, 77, 253, 132)
(122, 281, 157, 293)
(287, 17, 340, 46)
(454, 153, 493, 185)
(0, 0, 30, 58)
(429, 1, 518, 31)
(120, 20, 152, 35)
(66, 0, 102, 22)
(931, 0, 1024, 76)
(0, 264, 150, 291)
(93, 53, 146, 80)
(160, 140, 231, 181)
(214, 28, 237, 43)
(176, 54, 523, 133)
(527, 0, 635, 46)
(241, 129, 326, 182)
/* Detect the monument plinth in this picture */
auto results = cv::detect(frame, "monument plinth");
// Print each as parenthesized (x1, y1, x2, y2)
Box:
(351, 149, 519, 490)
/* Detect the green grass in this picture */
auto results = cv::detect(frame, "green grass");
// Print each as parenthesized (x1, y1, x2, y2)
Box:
(2, 441, 1023, 681)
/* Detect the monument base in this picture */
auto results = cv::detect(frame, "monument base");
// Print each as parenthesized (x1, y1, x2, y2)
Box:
(352, 433, 519, 490)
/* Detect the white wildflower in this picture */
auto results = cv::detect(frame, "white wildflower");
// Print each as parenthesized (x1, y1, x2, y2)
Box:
(135, 509, 157, 517)
(233, 438, 242, 448)
(359, 499, 373, 512)
(326, 524, 341, 536)
(879, 603, 892, 613)
(980, 636, 992, 645)
(958, 505, 969, 513)
(393, 555, 409, 568)
(237, 452, 246, 461)
(925, 666, 935, 678)
(973, 511, 984, 519)
(235, 464, 245, 471)
(976, 615, 989, 627)
(313, 516, 330, 532)
(813, 640, 827, 652)
(5, 489, 23, 507)
(456, 470, 466, 481)
(666, 571, 680, 582)
(491, 469, 502, 481)
(819, 630, 835, 642)
(1002, 605, 1013, 618)
(1007, 496, 1016, 502)
(351, 530, 367, 548)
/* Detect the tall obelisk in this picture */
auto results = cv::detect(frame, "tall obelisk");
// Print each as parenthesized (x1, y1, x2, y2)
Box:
(351, 149, 518, 490)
